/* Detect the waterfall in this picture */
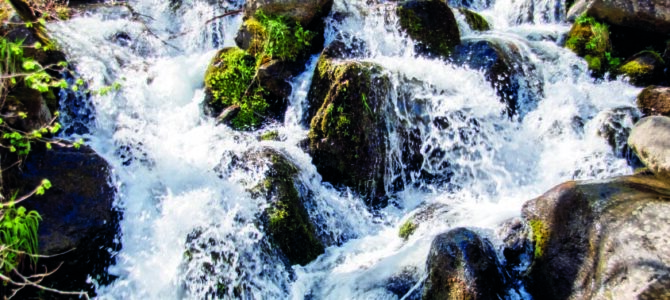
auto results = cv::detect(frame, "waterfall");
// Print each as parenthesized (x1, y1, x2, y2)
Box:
(48, 0, 640, 298)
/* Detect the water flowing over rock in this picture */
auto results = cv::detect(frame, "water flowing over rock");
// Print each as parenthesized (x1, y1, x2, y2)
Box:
(628, 116, 670, 179)
(522, 175, 670, 299)
(396, 0, 461, 58)
(306, 55, 392, 207)
(423, 228, 508, 300)
(3, 144, 119, 295)
(637, 85, 670, 117)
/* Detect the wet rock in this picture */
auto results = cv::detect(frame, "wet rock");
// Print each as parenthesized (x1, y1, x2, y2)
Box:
(386, 267, 421, 300)
(3, 144, 119, 295)
(244, 0, 333, 27)
(564, 16, 613, 75)
(259, 149, 324, 265)
(458, 8, 490, 31)
(595, 106, 640, 158)
(451, 39, 542, 117)
(568, 0, 670, 35)
(637, 85, 670, 117)
(2, 85, 52, 132)
(306, 55, 392, 207)
(628, 116, 670, 180)
(396, 0, 461, 58)
(423, 228, 507, 300)
(497, 217, 532, 273)
(522, 175, 670, 299)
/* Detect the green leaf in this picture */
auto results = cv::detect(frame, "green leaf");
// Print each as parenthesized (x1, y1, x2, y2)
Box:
(45, 142, 52, 150)
(41, 179, 51, 190)
(35, 186, 45, 196)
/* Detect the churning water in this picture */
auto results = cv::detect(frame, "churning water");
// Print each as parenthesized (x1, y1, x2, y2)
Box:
(49, 0, 640, 298)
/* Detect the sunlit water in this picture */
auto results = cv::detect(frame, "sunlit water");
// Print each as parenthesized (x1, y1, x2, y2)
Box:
(49, 0, 640, 298)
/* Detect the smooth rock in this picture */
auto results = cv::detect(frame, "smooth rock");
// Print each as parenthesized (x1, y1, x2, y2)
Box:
(628, 116, 670, 179)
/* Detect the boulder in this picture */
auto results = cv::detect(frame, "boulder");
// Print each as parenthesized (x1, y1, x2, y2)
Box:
(306, 55, 392, 207)
(637, 85, 670, 117)
(243, 0, 333, 27)
(618, 51, 666, 86)
(450, 39, 542, 117)
(3, 144, 119, 295)
(628, 116, 670, 179)
(396, 0, 461, 58)
(564, 16, 613, 75)
(423, 228, 508, 300)
(568, 0, 670, 35)
(522, 175, 670, 299)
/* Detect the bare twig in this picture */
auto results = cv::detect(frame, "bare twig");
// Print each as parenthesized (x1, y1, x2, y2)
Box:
(204, 9, 243, 25)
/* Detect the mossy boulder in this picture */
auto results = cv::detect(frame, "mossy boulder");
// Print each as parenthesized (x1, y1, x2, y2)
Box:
(628, 116, 670, 180)
(258, 148, 324, 266)
(618, 51, 666, 86)
(423, 228, 508, 300)
(637, 85, 670, 117)
(521, 175, 670, 299)
(2, 144, 119, 296)
(451, 39, 542, 117)
(458, 8, 490, 31)
(396, 0, 461, 58)
(565, 17, 614, 75)
(203, 47, 272, 129)
(306, 56, 392, 207)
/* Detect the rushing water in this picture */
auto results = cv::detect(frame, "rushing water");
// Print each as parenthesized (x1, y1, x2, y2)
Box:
(49, 0, 640, 298)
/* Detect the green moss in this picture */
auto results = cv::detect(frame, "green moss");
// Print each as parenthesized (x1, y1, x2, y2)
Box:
(396, 0, 460, 58)
(619, 60, 653, 78)
(205, 47, 267, 129)
(459, 8, 490, 32)
(399, 219, 418, 240)
(565, 16, 623, 75)
(259, 130, 279, 141)
(585, 55, 602, 72)
(529, 219, 548, 258)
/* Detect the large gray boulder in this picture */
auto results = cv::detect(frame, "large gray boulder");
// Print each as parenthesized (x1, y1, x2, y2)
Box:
(522, 175, 670, 299)
(628, 116, 670, 179)
(568, 0, 670, 34)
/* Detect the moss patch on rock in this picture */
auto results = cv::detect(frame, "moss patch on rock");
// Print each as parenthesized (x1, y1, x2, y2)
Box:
(618, 50, 665, 86)
(565, 16, 620, 75)
(306, 56, 392, 207)
(396, 0, 460, 58)
(459, 8, 490, 31)
(399, 219, 418, 240)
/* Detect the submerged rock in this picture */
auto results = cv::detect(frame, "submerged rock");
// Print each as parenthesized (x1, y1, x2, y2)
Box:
(396, 0, 461, 58)
(451, 39, 542, 117)
(306, 55, 392, 207)
(628, 116, 670, 180)
(522, 175, 670, 299)
(637, 85, 670, 117)
(3, 144, 119, 295)
(423, 228, 507, 300)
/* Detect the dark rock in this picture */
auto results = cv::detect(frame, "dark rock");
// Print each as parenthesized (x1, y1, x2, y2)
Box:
(637, 85, 670, 117)
(306, 56, 392, 207)
(451, 39, 542, 117)
(522, 175, 670, 299)
(386, 267, 421, 300)
(3, 84, 52, 132)
(619, 51, 666, 86)
(423, 228, 507, 300)
(497, 217, 532, 274)
(396, 0, 461, 58)
(3, 144, 119, 296)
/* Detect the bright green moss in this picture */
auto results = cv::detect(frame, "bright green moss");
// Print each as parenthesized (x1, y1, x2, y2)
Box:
(399, 219, 418, 240)
(260, 130, 279, 141)
(529, 219, 548, 258)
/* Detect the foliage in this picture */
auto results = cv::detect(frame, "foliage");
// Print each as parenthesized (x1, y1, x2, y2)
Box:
(207, 10, 314, 129)
(566, 14, 623, 74)
(255, 10, 314, 62)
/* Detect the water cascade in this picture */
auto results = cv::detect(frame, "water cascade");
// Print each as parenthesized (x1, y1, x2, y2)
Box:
(48, 0, 641, 298)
